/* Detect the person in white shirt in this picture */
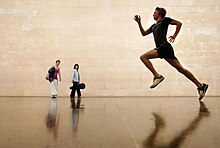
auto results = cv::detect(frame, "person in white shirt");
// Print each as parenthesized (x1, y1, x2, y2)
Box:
(70, 64, 81, 108)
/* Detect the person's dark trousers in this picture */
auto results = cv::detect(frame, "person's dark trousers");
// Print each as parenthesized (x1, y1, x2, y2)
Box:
(70, 82, 81, 108)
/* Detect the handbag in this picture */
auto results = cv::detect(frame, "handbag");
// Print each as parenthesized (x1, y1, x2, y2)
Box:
(69, 83, 86, 89)
(45, 73, 49, 80)
(78, 83, 86, 89)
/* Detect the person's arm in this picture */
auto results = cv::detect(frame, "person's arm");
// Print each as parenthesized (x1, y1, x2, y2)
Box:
(134, 15, 152, 36)
(58, 68, 61, 81)
(169, 19, 182, 43)
(71, 70, 74, 83)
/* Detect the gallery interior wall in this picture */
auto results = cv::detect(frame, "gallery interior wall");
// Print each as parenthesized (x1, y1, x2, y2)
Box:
(0, 0, 219, 96)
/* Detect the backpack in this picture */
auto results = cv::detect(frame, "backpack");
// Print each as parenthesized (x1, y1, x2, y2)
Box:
(46, 67, 55, 82)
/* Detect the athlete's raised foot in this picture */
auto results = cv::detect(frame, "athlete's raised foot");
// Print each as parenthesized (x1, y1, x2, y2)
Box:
(198, 83, 209, 100)
(150, 75, 165, 89)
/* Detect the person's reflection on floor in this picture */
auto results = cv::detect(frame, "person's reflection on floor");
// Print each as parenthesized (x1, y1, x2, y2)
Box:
(143, 101, 210, 148)
(72, 109, 79, 133)
(46, 99, 60, 139)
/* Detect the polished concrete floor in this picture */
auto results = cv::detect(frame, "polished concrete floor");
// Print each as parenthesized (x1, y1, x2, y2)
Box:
(0, 96, 220, 148)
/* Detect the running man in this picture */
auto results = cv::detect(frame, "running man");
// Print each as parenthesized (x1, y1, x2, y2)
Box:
(134, 7, 208, 100)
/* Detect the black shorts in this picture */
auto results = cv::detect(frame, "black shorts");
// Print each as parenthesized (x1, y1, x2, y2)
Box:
(155, 42, 177, 59)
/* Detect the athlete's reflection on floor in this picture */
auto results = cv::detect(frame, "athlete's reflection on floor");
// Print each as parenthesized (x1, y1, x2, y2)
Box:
(143, 101, 210, 148)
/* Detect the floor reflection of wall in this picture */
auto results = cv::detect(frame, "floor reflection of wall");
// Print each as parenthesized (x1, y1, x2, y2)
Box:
(143, 101, 210, 148)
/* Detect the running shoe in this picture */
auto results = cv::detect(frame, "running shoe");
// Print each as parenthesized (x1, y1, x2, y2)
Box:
(198, 83, 209, 100)
(150, 75, 165, 89)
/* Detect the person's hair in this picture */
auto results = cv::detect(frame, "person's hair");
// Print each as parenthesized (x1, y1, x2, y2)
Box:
(155, 7, 166, 18)
(74, 64, 79, 69)
(56, 60, 60, 63)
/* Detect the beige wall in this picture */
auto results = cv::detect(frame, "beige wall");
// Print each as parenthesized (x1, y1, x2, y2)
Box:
(0, 0, 219, 97)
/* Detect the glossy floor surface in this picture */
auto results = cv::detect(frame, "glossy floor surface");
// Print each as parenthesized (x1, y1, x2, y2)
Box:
(0, 96, 220, 148)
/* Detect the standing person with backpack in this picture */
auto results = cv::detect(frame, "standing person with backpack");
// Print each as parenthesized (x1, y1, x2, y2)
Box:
(49, 60, 61, 98)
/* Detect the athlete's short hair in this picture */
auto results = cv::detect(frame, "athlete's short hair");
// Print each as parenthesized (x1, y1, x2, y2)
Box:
(155, 7, 166, 18)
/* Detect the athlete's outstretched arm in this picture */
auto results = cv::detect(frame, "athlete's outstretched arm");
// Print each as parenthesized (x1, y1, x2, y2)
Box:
(169, 19, 182, 43)
(134, 15, 152, 36)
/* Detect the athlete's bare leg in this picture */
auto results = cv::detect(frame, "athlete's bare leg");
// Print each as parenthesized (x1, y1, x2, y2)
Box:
(165, 59, 202, 88)
(140, 49, 160, 77)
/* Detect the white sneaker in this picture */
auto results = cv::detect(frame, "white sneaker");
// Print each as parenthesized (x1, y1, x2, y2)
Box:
(150, 75, 165, 89)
